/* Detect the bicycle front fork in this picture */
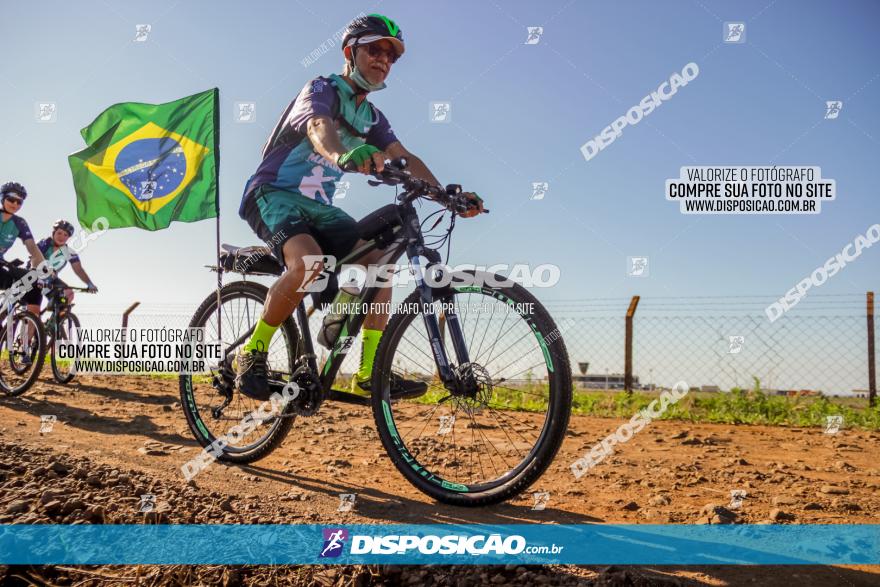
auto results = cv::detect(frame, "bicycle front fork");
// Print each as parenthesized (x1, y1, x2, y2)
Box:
(409, 254, 471, 389)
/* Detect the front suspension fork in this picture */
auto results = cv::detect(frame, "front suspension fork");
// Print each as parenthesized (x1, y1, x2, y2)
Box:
(410, 254, 472, 387)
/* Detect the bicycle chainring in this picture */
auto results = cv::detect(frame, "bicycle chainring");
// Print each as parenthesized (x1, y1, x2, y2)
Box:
(291, 365, 323, 416)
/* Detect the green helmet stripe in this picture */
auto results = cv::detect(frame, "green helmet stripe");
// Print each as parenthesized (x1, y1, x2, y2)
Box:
(368, 13, 400, 37)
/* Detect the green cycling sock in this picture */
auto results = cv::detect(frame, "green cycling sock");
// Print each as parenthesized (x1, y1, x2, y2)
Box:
(244, 318, 279, 353)
(357, 328, 383, 381)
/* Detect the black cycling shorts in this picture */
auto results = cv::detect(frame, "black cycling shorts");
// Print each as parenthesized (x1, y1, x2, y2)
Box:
(0, 264, 43, 306)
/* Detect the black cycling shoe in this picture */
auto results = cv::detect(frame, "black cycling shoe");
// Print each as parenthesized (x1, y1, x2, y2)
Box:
(352, 373, 428, 400)
(235, 347, 272, 401)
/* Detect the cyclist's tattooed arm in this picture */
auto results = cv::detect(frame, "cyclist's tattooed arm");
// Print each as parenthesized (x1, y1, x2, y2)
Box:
(385, 141, 442, 190)
(306, 115, 347, 162)
(306, 115, 386, 174)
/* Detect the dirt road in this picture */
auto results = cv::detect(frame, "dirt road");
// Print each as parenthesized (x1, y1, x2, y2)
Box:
(1, 374, 878, 586)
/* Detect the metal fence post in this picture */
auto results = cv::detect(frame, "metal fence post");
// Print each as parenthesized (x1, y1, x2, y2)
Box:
(121, 302, 140, 345)
(868, 291, 876, 407)
(625, 295, 640, 394)
(122, 302, 140, 329)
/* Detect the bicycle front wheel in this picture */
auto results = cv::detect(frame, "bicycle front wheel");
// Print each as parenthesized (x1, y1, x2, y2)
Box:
(371, 276, 572, 506)
(0, 310, 47, 396)
(50, 312, 80, 384)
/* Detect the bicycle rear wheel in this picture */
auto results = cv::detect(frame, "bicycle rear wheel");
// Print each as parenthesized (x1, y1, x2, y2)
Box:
(179, 281, 301, 464)
(0, 310, 47, 396)
(50, 312, 80, 384)
(371, 275, 572, 506)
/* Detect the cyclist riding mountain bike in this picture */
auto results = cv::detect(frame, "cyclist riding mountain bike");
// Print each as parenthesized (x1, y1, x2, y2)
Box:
(32, 219, 99, 303)
(0, 182, 49, 320)
(236, 13, 484, 400)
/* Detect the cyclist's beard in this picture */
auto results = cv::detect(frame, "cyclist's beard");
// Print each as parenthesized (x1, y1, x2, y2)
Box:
(349, 53, 386, 93)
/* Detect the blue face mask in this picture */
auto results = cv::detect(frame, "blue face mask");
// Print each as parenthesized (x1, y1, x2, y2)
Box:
(349, 47, 387, 92)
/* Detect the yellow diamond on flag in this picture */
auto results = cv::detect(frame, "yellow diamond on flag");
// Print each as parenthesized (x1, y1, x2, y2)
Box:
(84, 121, 210, 215)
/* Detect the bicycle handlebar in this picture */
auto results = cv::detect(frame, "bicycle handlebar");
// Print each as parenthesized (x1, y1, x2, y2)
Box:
(341, 157, 489, 215)
(47, 284, 93, 293)
(0, 257, 96, 289)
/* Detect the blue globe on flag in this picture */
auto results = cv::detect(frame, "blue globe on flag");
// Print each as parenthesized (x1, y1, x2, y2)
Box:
(115, 137, 187, 201)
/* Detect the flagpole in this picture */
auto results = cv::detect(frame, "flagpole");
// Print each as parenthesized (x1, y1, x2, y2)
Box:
(213, 88, 222, 342)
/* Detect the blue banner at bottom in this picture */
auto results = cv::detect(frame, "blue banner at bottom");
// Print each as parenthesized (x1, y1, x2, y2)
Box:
(0, 524, 877, 565)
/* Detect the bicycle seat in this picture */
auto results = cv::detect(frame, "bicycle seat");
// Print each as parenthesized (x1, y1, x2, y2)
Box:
(219, 244, 284, 276)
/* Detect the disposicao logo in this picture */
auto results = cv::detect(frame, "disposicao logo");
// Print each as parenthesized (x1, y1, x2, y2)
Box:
(319, 528, 349, 558)
(350, 534, 528, 555)
(317, 530, 563, 558)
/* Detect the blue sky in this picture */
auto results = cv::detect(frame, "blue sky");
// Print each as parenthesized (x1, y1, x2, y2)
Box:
(0, 0, 877, 317)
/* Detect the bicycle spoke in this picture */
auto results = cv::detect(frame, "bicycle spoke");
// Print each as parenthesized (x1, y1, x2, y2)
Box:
(484, 405, 536, 448)
(472, 309, 514, 365)
(479, 328, 534, 373)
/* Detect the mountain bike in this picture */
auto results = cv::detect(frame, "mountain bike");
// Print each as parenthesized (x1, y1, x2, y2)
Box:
(0, 259, 47, 396)
(179, 158, 572, 506)
(41, 280, 91, 384)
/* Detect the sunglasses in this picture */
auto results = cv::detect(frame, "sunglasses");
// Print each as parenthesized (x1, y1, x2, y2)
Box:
(362, 43, 399, 64)
(3, 196, 23, 205)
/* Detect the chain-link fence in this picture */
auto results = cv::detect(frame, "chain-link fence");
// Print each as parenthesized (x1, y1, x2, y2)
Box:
(72, 291, 877, 401)
(546, 293, 877, 400)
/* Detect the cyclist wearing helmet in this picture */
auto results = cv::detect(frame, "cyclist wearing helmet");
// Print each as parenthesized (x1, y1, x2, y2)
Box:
(236, 13, 484, 400)
(0, 181, 49, 321)
(34, 219, 98, 303)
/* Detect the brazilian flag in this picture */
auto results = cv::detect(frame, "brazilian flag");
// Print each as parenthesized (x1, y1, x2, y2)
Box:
(69, 88, 219, 231)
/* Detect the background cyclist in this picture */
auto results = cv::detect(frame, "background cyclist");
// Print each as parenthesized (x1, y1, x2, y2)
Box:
(235, 13, 484, 400)
(0, 181, 50, 363)
(35, 219, 99, 305)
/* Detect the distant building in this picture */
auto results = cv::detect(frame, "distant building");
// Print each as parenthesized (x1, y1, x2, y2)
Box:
(700, 385, 721, 393)
(574, 373, 640, 390)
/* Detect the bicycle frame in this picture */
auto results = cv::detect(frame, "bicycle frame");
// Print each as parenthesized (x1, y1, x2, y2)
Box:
(42, 288, 71, 339)
(0, 301, 39, 369)
(217, 189, 475, 405)
(309, 191, 473, 402)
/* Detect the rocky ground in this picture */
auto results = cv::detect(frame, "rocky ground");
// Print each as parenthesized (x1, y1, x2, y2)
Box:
(0, 374, 878, 585)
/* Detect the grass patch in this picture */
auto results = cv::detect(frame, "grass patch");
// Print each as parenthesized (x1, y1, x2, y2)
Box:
(403, 379, 880, 431)
(139, 370, 879, 431)
(568, 388, 880, 430)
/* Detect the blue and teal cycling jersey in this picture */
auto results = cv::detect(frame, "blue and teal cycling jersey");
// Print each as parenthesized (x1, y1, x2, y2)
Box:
(0, 214, 33, 259)
(238, 74, 398, 216)
(35, 238, 80, 273)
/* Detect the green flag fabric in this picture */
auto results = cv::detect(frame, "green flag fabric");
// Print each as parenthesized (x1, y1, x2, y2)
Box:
(69, 88, 219, 231)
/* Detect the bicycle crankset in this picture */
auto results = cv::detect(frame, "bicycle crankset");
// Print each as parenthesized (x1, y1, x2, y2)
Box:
(210, 357, 236, 419)
(289, 365, 323, 416)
